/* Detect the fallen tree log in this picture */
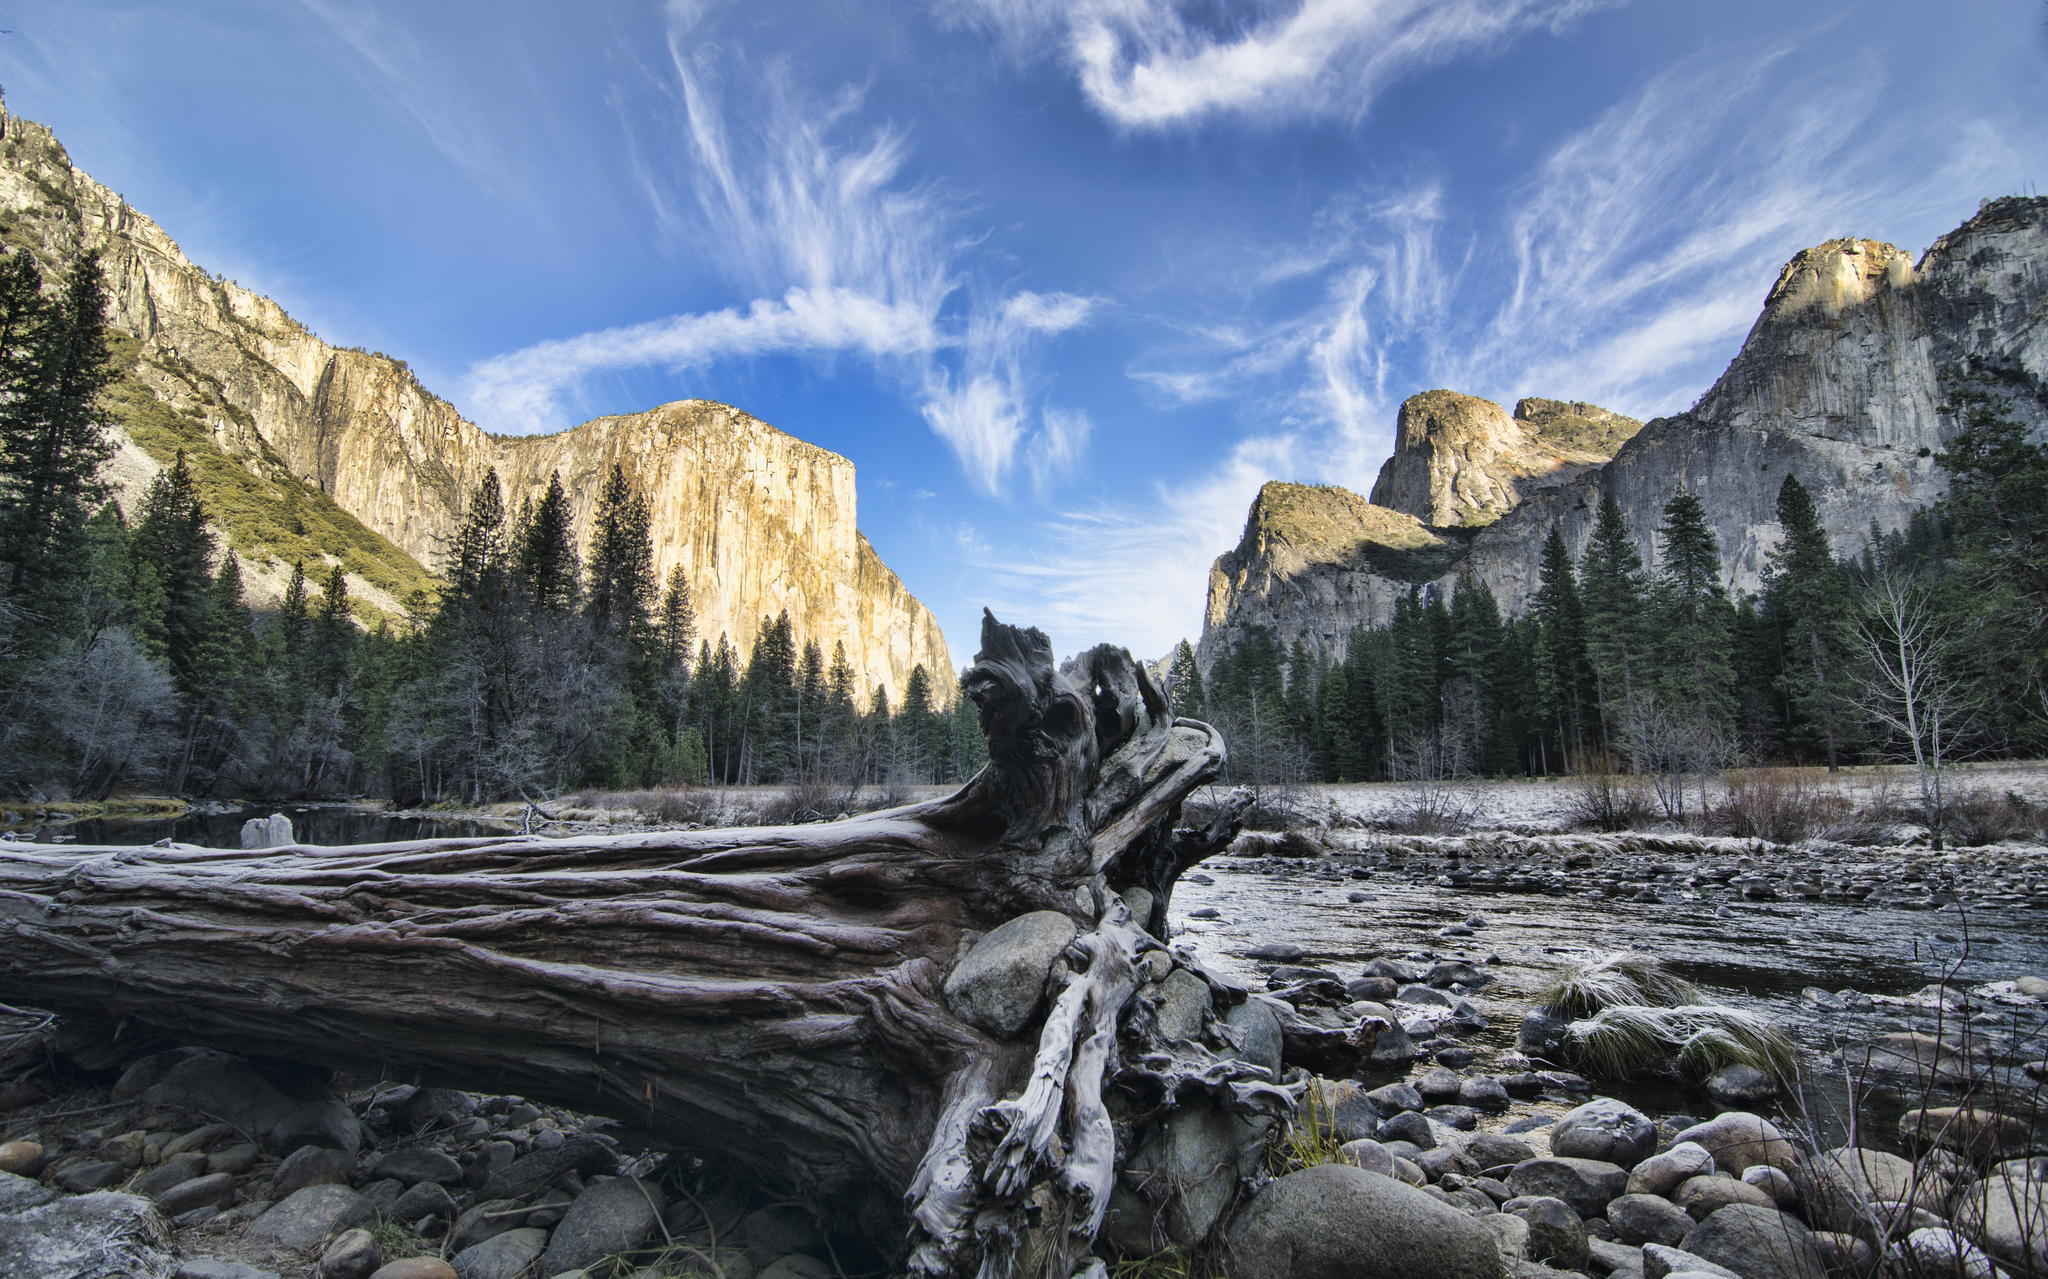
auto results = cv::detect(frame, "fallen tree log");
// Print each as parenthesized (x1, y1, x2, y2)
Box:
(0, 612, 1290, 1278)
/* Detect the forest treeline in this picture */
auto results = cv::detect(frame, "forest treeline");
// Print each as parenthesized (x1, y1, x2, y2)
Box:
(0, 247, 986, 805)
(1175, 370, 2048, 810)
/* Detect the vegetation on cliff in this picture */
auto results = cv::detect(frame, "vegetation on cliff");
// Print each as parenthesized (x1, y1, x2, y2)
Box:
(1184, 371, 2048, 840)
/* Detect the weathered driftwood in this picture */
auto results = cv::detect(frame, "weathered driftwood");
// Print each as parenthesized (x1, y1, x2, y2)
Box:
(0, 613, 1285, 1278)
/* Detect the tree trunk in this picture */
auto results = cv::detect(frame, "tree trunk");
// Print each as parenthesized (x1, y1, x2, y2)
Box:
(0, 612, 1283, 1278)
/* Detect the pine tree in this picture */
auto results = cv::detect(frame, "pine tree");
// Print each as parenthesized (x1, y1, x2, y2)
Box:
(1530, 525, 1594, 769)
(516, 473, 578, 612)
(130, 452, 218, 697)
(797, 639, 827, 777)
(1651, 490, 1735, 733)
(1763, 474, 1855, 766)
(450, 469, 506, 604)
(659, 567, 697, 667)
(311, 565, 354, 696)
(1166, 640, 1206, 720)
(900, 665, 938, 784)
(0, 249, 113, 629)
(586, 464, 655, 637)
(1579, 496, 1648, 748)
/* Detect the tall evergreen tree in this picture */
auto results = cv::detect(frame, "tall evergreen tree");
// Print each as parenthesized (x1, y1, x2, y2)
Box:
(586, 464, 655, 637)
(1579, 496, 1649, 747)
(0, 249, 113, 630)
(1763, 474, 1855, 766)
(1651, 490, 1735, 732)
(516, 473, 578, 612)
(1166, 639, 1206, 720)
(130, 452, 218, 698)
(1530, 524, 1594, 768)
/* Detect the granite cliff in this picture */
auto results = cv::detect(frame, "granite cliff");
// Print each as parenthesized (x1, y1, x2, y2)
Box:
(0, 100, 950, 698)
(1204, 198, 2048, 666)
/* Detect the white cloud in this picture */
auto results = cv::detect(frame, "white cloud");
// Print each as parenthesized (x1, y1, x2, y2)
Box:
(463, 28, 1093, 494)
(966, 434, 1298, 659)
(940, 0, 1612, 128)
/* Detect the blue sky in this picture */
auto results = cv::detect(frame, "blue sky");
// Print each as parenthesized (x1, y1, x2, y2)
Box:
(6, 0, 2044, 664)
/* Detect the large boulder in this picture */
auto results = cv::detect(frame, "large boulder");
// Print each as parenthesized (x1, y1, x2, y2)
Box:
(449, 1227, 548, 1279)
(1959, 1169, 2048, 1273)
(1800, 1146, 1947, 1235)
(0, 1190, 175, 1279)
(1670, 1113, 1799, 1177)
(1223, 1163, 1502, 1279)
(943, 911, 1079, 1038)
(1680, 1204, 1827, 1279)
(141, 1051, 297, 1139)
(538, 1178, 664, 1276)
(1551, 1099, 1656, 1168)
(1505, 1157, 1629, 1218)
(1627, 1142, 1716, 1198)
(244, 1185, 376, 1251)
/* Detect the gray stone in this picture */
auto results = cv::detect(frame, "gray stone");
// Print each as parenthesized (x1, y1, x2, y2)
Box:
(1457, 1076, 1509, 1111)
(538, 1177, 664, 1275)
(270, 1098, 363, 1154)
(1484, 1211, 1531, 1261)
(1670, 1112, 1799, 1177)
(1809, 1230, 1875, 1277)
(372, 1147, 464, 1185)
(1551, 1098, 1657, 1169)
(0, 1190, 174, 1279)
(1505, 1157, 1629, 1218)
(1222, 998, 1285, 1078)
(1247, 942, 1308, 962)
(320, 1228, 382, 1279)
(1704, 1064, 1776, 1106)
(1587, 1237, 1645, 1277)
(1506, 1195, 1588, 1269)
(270, 1144, 357, 1198)
(942, 910, 1079, 1038)
(1466, 1132, 1537, 1171)
(1223, 1163, 1503, 1279)
(1738, 1164, 1795, 1208)
(1338, 1138, 1397, 1178)
(1799, 1145, 1944, 1235)
(1680, 1204, 1826, 1279)
(142, 1051, 297, 1138)
(1892, 1227, 2000, 1278)
(756, 1257, 832, 1279)
(391, 1179, 459, 1223)
(209, 1142, 260, 1174)
(1106, 1103, 1267, 1252)
(1639, 1244, 1741, 1279)
(1959, 1169, 2048, 1272)
(1366, 1081, 1424, 1114)
(1154, 968, 1213, 1042)
(447, 1200, 522, 1253)
(1673, 1174, 1776, 1219)
(133, 1151, 210, 1197)
(156, 1173, 237, 1215)
(241, 813, 294, 848)
(161, 1124, 236, 1158)
(450, 1227, 548, 1279)
(245, 1185, 376, 1251)
(1607, 1193, 1693, 1246)
(1627, 1142, 1716, 1198)
(53, 1158, 127, 1191)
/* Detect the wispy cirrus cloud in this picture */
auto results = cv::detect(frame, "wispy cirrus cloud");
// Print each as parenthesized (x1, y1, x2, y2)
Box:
(1008, 32, 2033, 658)
(461, 11, 1095, 494)
(938, 0, 1613, 128)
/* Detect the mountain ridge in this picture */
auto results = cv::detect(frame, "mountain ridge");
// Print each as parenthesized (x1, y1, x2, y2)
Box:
(1202, 197, 2048, 668)
(0, 99, 952, 698)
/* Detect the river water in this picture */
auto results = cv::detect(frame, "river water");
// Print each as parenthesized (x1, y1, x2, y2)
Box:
(1169, 855, 2048, 1137)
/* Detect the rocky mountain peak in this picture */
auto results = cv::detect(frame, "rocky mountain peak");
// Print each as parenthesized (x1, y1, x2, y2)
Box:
(1368, 389, 1641, 529)
(0, 101, 953, 700)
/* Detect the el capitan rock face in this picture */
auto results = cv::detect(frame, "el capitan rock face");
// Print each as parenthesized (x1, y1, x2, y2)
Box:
(1204, 198, 2048, 667)
(0, 100, 950, 698)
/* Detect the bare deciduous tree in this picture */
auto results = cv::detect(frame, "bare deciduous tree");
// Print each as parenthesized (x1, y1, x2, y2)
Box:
(1851, 570, 1980, 849)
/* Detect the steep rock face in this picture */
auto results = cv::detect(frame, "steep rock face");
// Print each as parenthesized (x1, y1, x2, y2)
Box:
(1203, 198, 2048, 666)
(1198, 483, 1465, 665)
(1368, 390, 1639, 528)
(0, 101, 950, 696)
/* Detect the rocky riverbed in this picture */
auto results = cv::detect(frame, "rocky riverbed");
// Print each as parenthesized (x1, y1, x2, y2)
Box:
(4, 823, 2048, 1278)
